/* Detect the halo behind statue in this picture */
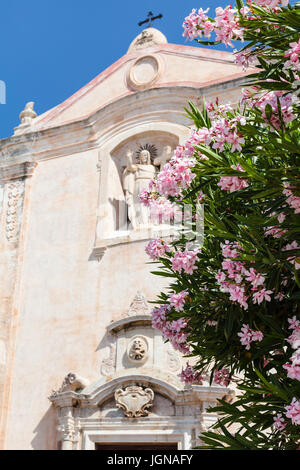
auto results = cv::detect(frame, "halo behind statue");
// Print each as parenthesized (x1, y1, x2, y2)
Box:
(136, 144, 158, 162)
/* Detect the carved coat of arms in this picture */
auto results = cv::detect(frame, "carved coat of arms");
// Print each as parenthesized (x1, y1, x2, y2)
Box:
(114, 385, 154, 418)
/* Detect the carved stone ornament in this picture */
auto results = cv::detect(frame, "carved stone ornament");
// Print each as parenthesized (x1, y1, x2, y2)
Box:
(100, 341, 116, 376)
(166, 344, 181, 373)
(57, 422, 80, 444)
(126, 291, 150, 317)
(127, 28, 167, 53)
(5, 180, 25, 243)
(126, 54, 163, 91)
(114, 385, 154, 418)
(127, 336, 148, 364)
(14, 102, 37, 135)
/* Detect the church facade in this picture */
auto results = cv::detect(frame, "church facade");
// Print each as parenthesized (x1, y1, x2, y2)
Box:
(0, 28, 249, 450)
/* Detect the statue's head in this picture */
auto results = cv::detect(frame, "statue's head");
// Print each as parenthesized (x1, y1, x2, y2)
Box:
(139, 149, 151, 164)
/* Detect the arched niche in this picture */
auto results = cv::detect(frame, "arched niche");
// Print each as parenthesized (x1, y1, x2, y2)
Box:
(92, 123, 189, 260)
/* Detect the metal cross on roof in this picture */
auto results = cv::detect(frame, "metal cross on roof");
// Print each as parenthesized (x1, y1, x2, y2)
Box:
(138, 11, 163, 28)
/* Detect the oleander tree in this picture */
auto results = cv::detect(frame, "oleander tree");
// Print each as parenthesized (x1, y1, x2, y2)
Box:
(140, 0, 300, 450)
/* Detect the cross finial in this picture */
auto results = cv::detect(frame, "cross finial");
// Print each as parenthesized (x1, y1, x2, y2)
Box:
(138, 11, 163, 28)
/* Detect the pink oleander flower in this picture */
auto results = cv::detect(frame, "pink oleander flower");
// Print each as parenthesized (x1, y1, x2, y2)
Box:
(182, 8, 213, 41)
(283, 184, 300, 214)
(244, 268, 265, 288)
(156, 152, 196, 198)
(216, 269, 226, 283)
(214, 6, 243, 47)
(252, 288, 273, 305)
(264, 211, 288, 238)
(210, 118, 245, 153)
(251, 330, 264, 342)
(197, 191, 206, 202)
(218, 165, 249, 193)
(273, 413, 287, 431)
(265, 225, 288, 238)
(253, 0, 289, 9)
(284, 38, 300, 72)
(238, 324, 253, 350)
(234, 47, 256, 70)
(275, 292, 285, 301)
(154, 306, 191, 355)
(291, 348, 300, 367)
(213, 367, 230, 387)
(238, 324, 264, 350)
(285, 398, 300, 426)
(151, 304, 170, 330)
(171, 247, 199, 275)
(278, 212, 286, 223)
(145, 238, 171, 260)
(149, 198, 180, 224)
(229, 284, 249, 310)
(183, 5, 244, 47)
(255, 91, 296, 130)
(169, 291, 189, 312)
(287, 328, 300, 351)
(221, 240, 241, 259)
(283, 240, 300, 270)
(263, 357, 270, 367)
(170, 333, 191, 354)
(179, 363, 203, 384)
(239, 6, 250, 16)
(162, 320, 190, 354)
(170, 317, 188, 333)
(218, 175, 249, 192)
(288, 316, 300, 330)
(187, 128, 212, 148)
(139, 189, 151, 206)
(283, 360, 300, 381)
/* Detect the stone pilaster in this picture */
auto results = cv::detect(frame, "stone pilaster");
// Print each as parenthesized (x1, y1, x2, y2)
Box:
(0, 161, 37, 449)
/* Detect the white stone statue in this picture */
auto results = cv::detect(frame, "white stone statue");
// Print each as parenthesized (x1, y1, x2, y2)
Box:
(14, 101, 37, 135)
(19, 102, 37, 126)
(122, 149, 156, 229)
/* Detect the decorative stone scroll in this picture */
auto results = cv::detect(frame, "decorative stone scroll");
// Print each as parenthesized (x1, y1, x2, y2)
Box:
(114, 385, 154, 418)
(50, 372, 89, 399)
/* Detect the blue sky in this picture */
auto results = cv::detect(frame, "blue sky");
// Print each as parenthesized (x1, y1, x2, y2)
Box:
(0, 0, 231, 140)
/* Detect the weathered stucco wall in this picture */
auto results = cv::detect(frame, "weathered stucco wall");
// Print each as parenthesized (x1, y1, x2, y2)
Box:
(3, 149, 171, 449)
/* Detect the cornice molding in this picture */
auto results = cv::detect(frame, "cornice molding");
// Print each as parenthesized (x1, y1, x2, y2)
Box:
(0, 161, 37, 182)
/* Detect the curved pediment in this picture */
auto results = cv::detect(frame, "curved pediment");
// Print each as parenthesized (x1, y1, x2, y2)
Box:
(49, 370, 231, 414)
(50, 371, 185, 407)
(24, 41, 251, 132)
